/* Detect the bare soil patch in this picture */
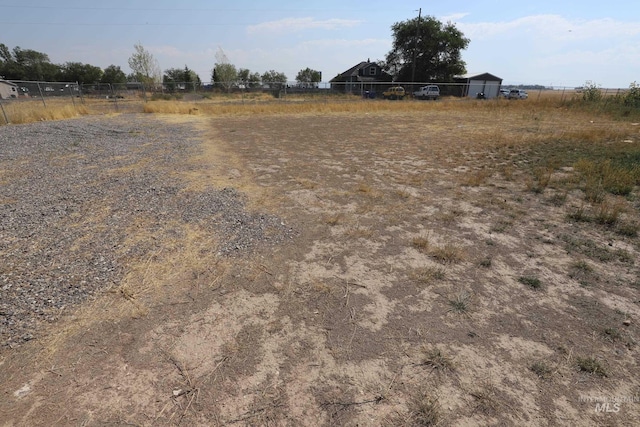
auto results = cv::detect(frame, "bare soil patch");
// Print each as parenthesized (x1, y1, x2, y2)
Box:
(1, 109, 639, 426)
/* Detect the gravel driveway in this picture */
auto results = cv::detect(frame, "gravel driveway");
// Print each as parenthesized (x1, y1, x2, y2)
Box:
(0, 114, 292, 349)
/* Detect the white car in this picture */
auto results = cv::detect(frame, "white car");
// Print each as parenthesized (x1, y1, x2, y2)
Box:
(508, 89, 528, 99)
(413, 85, 440, 100)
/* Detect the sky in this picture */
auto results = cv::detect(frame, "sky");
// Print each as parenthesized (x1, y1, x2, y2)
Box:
(1, 0, 639, 88)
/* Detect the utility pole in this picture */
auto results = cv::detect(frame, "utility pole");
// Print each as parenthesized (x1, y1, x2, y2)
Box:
(410, 8, 421, 92)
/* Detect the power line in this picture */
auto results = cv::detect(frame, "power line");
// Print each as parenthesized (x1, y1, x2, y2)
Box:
(0, 21, 256, 26)
(0, 4, 350, 12)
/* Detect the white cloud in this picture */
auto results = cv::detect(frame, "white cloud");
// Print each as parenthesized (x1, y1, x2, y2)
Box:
(247, 17, 362, 34)
(439, 13, 470, 23)
(457, 13, 640, 87)
(458, 14, 640, 42)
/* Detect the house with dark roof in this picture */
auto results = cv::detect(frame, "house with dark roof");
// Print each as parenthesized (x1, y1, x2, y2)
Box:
(330, 60, 392, 94)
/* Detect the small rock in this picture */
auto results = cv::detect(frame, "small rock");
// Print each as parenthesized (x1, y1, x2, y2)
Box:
(623, 319, 631, 326)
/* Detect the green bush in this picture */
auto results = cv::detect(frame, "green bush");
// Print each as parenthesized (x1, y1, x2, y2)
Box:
(582, 81, 602, 102)
(624, 82, 640, 108)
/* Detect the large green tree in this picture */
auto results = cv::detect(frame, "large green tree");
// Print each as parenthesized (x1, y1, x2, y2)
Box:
(60, 62, 103, 84)
(385, 15, 469, 82)
(295, 67, 321, 88)
(212, 63, 237, 91)
(101, 65, 127, 84)
(0, 44, 60, 80)
(163, 66, 200, 90)
(128, 43, 161, 84)
(237, 68, 261, 88)
(261, 70, 287, 89)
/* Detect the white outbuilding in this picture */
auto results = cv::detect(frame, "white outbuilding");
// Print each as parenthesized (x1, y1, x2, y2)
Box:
(454, 72, 503, 99)
(0, 79, 19, 99)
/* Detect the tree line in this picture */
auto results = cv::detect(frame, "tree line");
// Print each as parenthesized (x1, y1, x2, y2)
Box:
(0, 42, 321, 90)
(1, 14, 469, 87)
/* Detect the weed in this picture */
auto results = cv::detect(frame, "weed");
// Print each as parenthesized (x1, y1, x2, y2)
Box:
(518, 276, 543, 290)
(530, 361, 553, 379)
(396, 189, 412, 199)
(566, 204, 591, 223)
(490, 219, 513, 233)
(463, 168, 492, 186)
(357, 182, 372, 193)
(581, 81, 603, 102)
(295, 178, 317, 189)
(616, 220, 639, 237)
(470, 381, 500, 415)
(323, 213, 343, 226)
(420, 347, 455, 372)
(530, 166, 553, 193)
(603, 327, 622, 342)
(575, 159, 636, 198)
(547, 192, 567, 207)
(412, 236, 430, 252)
(500, 164, 515, 181)
(345, 225, 373, 239)
(411, 266, 445, 284)
(430, 242, 466, 264)
(576, 356, 607, 377)
(571, 259, 593, 273)
(407, 391, 441, 426)
(561, 234, 633, 263)
(447, 290, 472, 316)
(478, 257, 492, 268)
(594, 198, 626, 226)
(437, 208, 464, 225)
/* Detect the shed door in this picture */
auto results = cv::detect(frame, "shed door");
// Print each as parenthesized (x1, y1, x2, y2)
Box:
(483, 82, 500, 99)
(468, 80, 484, 97)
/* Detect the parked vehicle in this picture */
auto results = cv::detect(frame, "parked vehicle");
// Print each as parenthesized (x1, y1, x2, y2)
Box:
(499, 89, 510, 98)
(508, 89, 528, 99)
(382, 86, 406, 100)
(413, 85, 440, 100)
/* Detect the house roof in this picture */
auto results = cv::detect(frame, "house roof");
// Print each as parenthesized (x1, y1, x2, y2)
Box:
(455, 72, 502, 82)
(0, 79, 18, 87)
(331, 61, 379, 81)
(341, 61, 372, 77)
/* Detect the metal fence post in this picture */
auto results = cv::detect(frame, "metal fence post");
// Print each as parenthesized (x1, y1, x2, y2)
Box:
(109, 84, 119, 111)
(0, 101, 9, 124)
(36, 82, 46, 108)
(68, 84, 76, 107)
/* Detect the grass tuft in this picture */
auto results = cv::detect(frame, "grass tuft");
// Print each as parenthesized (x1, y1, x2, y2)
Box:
(447, 290, 472, 316)
(530, 361, 553, 379)
(594, 198, 626, 226)
(407, 391, 441, 426)
(411, 266, 445, 285)
(420, 347, 455, 372)
(616, 220, 639, 237)
(518, 275, 543, 290)
(411, 236, 430, 252)
(430, 242, 466, 264)
(576, 356, 608, 377)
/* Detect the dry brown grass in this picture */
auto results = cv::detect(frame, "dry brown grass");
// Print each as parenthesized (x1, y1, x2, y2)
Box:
(2, 99, 89, 124)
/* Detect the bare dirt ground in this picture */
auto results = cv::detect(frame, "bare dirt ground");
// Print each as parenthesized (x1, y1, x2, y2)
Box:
(1, 109, 639, 426)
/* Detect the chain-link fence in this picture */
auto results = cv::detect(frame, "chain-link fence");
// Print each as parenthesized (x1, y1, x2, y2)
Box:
(0, 78, 632, 125)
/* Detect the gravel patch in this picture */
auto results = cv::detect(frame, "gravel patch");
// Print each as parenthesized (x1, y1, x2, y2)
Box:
(0, 114, 294, 349)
